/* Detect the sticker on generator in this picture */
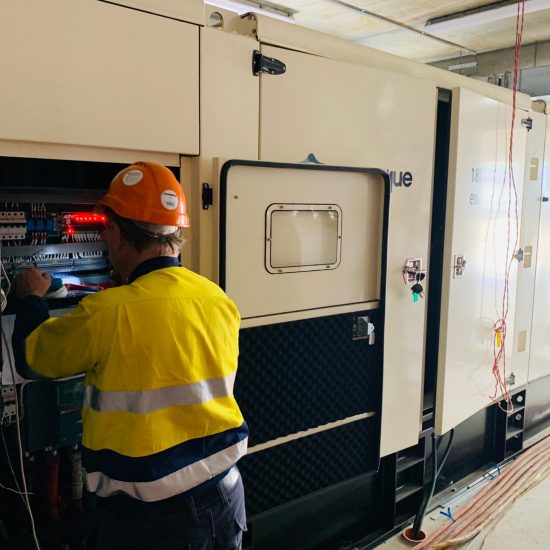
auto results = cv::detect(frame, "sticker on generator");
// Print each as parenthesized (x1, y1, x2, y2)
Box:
(161, 189, 179, 210)
(122, 170, 143, 186)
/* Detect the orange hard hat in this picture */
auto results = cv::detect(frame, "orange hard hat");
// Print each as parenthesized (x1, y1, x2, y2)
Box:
(95, 162, 190, 228)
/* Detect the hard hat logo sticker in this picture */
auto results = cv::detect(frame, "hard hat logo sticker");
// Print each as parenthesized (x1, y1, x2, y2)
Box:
(161, 190, 179, 210)
(122, 170, 144, 186)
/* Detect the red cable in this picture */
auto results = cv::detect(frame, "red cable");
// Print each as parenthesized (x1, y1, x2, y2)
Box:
(491, 0, 524, 413)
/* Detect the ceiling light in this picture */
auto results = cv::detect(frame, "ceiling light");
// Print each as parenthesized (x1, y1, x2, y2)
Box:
(448, 61, 478, 71)
(205, 0, 297, 22)
(334, 0, 476, 56)
(425, 0, 550, 34)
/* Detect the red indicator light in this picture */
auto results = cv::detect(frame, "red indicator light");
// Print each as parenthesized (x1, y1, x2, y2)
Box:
(67, 226, 75, 235)
(69, 213, 107, 224)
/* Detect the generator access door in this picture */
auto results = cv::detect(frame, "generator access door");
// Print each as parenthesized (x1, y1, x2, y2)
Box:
(219, 161, 388, 326)
(219, 161, 389, 522)
(435, 88, 528, 435)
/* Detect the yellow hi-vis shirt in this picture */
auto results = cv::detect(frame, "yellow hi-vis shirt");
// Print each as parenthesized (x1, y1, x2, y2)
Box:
(24, 262, 248, 501)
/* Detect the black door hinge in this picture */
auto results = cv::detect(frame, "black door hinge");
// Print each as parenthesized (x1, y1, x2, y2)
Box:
(252, 50, 286, 76)
(202, 183, 213, 210)
(521, 117, 533, 131)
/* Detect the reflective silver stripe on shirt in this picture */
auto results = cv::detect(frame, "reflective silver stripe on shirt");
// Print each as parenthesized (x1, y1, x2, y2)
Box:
(85, 438, 248, 502)
(83, 371, 237, 414)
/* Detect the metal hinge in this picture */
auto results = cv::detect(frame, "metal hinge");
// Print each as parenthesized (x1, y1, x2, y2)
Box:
(453, 254, 467, 278)
(521, 117, 533, 131)
(252, 50, 286, 76)
(202, 183, 213, 210)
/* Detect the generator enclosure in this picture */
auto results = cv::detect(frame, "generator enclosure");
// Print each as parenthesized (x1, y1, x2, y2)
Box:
(0, 2, 549, 549)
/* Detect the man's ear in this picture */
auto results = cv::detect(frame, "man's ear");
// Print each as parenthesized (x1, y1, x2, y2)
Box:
(110, 222, 124, 251)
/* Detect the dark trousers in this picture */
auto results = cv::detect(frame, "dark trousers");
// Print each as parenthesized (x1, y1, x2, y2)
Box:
(87, 468, 246, 550)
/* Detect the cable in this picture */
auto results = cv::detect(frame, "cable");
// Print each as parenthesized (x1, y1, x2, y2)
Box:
(412, 432, 438, 540)
(1, 261, 12, 296)
(0, 425, 31, 499)
(412, 429, 455, 540)
(489, 0, 525, 414)
(1, 261, 11, 313)
(431, 458, 550, 549)
(466, 531, 483, 550)
(0, 290, 6, 314)
(436, 428, 455, 479)
(0, 326, 41, 550)
(414, 433, 550, 549)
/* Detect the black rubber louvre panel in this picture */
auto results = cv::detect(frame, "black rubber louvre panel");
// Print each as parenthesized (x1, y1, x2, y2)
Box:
(235, 310, 382, 515)
(239, 417, 379, 516)
(235, 310, 382, 446)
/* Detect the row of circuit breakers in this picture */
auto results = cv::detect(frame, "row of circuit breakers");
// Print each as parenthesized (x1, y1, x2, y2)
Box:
(1, 200, 110, 290)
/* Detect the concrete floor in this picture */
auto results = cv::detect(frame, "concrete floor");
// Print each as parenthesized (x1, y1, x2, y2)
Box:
(378, 470, 550, 549)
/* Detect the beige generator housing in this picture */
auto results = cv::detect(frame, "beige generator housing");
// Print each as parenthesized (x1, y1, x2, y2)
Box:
(1, 1, 549, 549)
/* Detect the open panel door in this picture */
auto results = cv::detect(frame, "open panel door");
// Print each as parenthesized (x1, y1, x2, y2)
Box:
(436, 88, 528, 435)
(529, 113, 550, 383)
(256, 44, 437, 455)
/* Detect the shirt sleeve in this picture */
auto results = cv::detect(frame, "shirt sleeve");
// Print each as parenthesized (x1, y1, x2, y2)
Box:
(13, 296, 97, 379)
(12, 296, 50, 380)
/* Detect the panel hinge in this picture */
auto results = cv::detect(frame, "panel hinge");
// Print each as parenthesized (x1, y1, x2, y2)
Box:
(252, 50, 286, 76)
(521, 117, 533, 131)
(202, 183, 213, 210)
(453, 254, 467, 278)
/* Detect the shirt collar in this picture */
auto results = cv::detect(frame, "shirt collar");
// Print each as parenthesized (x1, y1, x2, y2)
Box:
(128, 256, 180, 284)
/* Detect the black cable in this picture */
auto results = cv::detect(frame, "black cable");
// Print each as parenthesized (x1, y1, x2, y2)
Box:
(411, 429, 455, 540)
(412, 432, 438, 539)
(437, 428, 455, 479)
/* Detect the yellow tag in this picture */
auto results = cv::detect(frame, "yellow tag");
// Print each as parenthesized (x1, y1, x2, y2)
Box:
(496, 331, 501, 348)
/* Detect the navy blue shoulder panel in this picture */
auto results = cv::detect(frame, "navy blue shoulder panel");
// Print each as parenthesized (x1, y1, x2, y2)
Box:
(128, 256, 180, 284)
(82, 422, 248, 482)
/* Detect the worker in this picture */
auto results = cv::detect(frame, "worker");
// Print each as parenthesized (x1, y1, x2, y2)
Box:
(12, 162, 248, 549)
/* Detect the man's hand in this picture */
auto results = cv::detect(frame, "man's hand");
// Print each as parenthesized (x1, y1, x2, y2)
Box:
(14, 268, 52, 298)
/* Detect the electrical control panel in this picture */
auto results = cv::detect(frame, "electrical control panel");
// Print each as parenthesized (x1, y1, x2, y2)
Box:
(1, 193, 111, 450)
(0, 158, 127, 549)
(1, 191, 110, 305)
(0, 194, 109, 460)
(0, 158, 127, 458)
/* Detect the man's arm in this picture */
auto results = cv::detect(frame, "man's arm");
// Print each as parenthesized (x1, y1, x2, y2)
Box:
(12, 295, 50, 379)
(11, 268, 52, 379)
(11, 268, 96, 379)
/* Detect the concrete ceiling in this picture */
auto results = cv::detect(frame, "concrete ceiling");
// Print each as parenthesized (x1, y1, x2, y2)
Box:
(263, 0, 550, 63)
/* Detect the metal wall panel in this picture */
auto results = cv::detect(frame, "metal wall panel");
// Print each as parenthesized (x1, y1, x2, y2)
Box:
(512, 111, 547, 383)
(0, 0, 199, 154)
(103, 0, 205, 24)
(191, 28, 260, 280)
(250, 15, 532, 110)
(257, 45, 437, 456)
(529, 114, 550, 382)
(436, 88, 528, 435)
